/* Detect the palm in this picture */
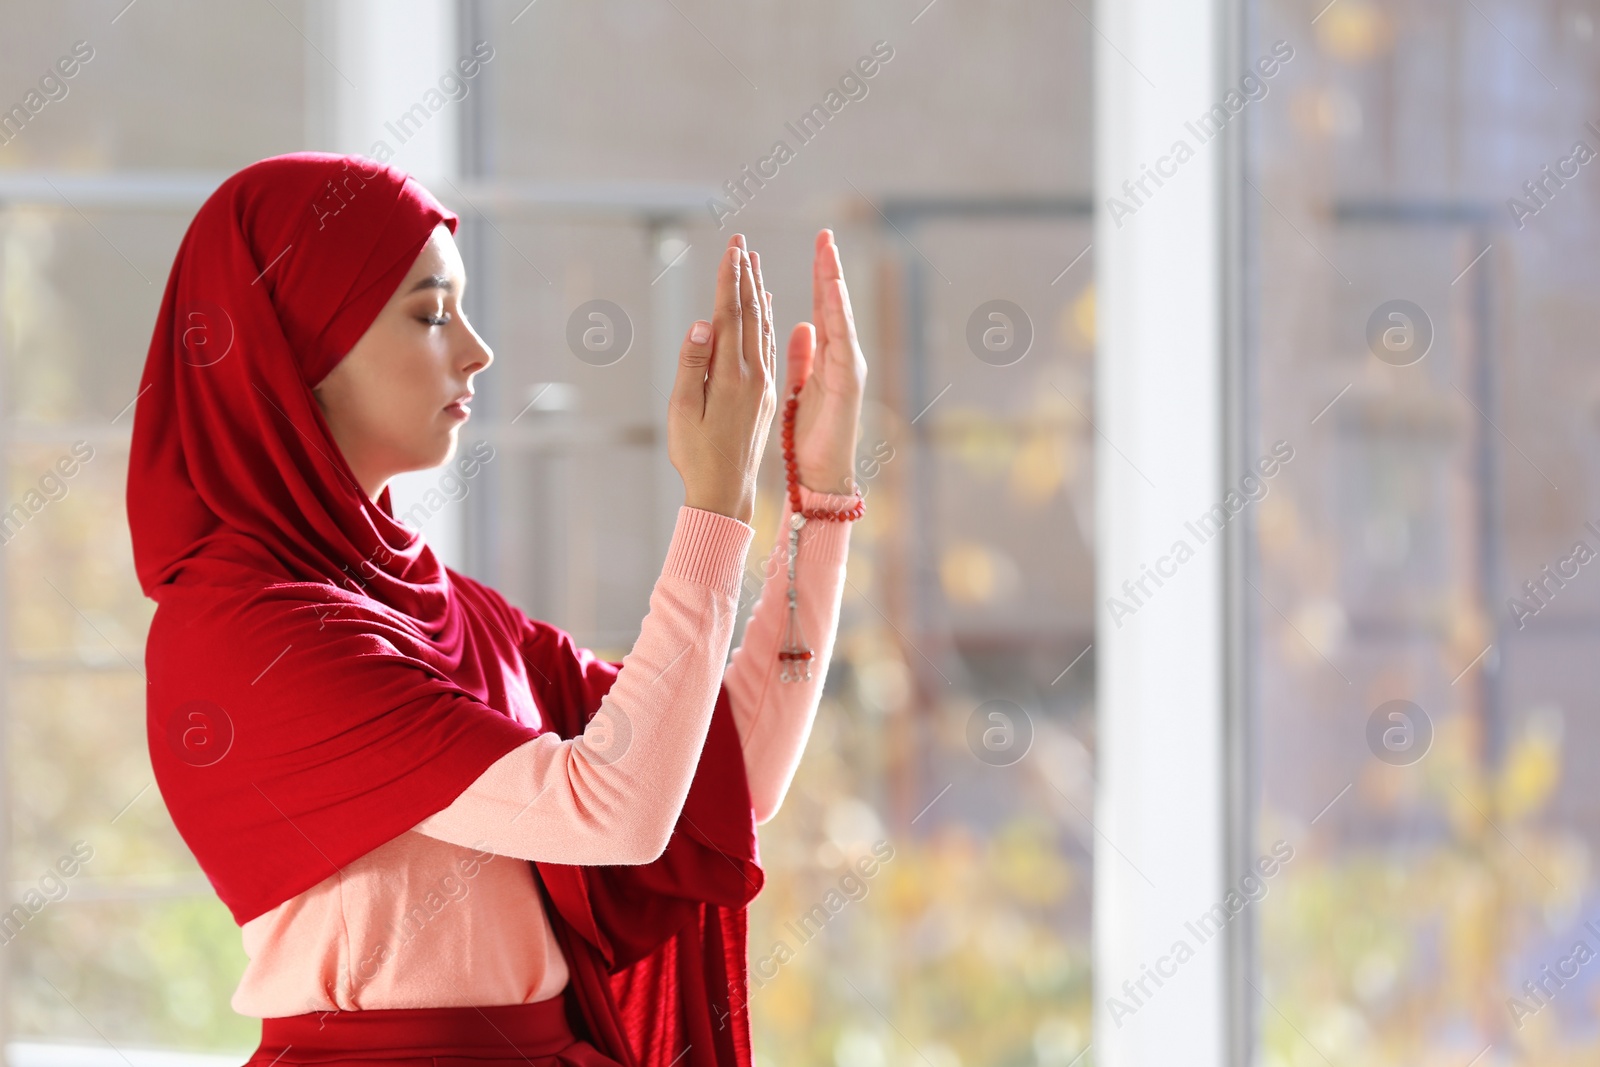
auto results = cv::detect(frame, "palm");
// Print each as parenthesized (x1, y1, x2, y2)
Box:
(787, 230, 867, 496)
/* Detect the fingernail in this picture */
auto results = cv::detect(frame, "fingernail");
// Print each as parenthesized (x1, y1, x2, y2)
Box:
(750, 251, 760, 271)
(690, 321, 711, 344)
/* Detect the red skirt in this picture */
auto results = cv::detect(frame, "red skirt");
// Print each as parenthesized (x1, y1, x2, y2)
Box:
(241, 993, 626, 1067)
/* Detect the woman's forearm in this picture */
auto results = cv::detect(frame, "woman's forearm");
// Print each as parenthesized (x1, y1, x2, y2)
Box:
(724, 482, 854, 824)
(413, 505, 753, 865)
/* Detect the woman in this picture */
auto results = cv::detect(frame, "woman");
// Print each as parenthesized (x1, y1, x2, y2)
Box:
(126, 152, 867, 1067)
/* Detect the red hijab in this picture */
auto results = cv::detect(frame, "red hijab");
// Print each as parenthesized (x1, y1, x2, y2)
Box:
(127, 152, 762, 1066)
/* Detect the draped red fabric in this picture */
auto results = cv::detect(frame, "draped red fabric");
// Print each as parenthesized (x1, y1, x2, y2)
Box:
(126, 152, 763, 1066)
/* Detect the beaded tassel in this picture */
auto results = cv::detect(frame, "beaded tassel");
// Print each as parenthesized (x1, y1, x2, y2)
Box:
(777, 512, 814, 682)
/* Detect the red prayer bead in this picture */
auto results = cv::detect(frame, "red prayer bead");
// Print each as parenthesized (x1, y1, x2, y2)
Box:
(783, 386, 866, 524)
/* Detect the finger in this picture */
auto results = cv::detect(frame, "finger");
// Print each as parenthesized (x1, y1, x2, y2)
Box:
(822, 273, 861, 357)
(738, 244, 761, 373)
(671, 316, 716, 416)
(710, 241, 744, 393)
(820, 234, 856, 357)
(750, 251, 774, 380)
(763, 290, 777, 385)
(786, 322, 815, 398)
(812, 230, 832, 355)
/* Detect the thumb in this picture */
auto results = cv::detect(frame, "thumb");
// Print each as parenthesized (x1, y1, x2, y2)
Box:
(786, 322, 815, 399)
(671, 319, 714, 415)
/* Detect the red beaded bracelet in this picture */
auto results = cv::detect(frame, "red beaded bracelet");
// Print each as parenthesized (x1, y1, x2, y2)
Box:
(777, 385, 864, 682)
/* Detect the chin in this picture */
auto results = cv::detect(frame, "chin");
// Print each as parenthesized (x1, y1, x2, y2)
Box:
(394, 438, 455, 476)
(430, 430, 461, 468)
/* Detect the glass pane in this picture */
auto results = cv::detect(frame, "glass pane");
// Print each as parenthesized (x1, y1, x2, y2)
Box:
(0, 1, 306, 170)
(3, 205, 247, 1049)
(2, 0, 307, 1054)
(1250, 2, 1592, 1063)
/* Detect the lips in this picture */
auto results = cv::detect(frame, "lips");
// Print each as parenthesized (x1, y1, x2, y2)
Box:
(445, 391, 473, 419)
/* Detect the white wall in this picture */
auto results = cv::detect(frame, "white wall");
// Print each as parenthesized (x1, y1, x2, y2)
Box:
(1093, 0, 1229, 1063)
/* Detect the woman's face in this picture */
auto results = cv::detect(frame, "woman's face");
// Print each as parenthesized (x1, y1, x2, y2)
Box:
(312, 222, 492, 502)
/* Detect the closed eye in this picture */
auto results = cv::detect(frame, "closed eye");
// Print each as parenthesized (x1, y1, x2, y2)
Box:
(420, 312, 453, 327)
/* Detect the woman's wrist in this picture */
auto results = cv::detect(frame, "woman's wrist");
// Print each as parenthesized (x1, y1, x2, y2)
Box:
(683, 488, 756, 527)
(785, 484, 857, 566)
(797, 467, 858, 497)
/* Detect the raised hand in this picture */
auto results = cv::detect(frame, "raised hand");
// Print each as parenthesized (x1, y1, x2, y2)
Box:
(785, 229, 868, 496)
(666, 233, 777, 526)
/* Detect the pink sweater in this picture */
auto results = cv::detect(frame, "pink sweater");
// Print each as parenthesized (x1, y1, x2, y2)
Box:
(230, 483, 855, 1017)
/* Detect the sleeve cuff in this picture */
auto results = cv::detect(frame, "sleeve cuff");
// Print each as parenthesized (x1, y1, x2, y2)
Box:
(664, 505, 756, 596)
(787, 483, 857, 565)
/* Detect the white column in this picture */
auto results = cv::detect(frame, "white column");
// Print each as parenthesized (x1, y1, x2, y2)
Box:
(1093, 0, 1229, 1063)
(306, 0, 469, 567)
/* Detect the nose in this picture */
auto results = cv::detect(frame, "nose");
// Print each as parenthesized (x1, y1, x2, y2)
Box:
(460, 317, 493, 375)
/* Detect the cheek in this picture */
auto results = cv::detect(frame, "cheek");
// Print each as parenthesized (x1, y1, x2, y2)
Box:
(362, 334, 441, 421)
(335, 318, 454, 464)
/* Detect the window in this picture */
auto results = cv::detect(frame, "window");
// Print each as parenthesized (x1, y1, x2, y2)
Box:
(1252, 0, 1596, 1061)
(1, 3, 1094, 1064)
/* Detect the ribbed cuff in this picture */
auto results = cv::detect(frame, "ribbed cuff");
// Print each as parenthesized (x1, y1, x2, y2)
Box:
(785, 483, 857, 565)
(664, 506, 756, 596)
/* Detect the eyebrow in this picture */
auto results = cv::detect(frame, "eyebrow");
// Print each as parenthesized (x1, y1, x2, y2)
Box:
(407, 273, 455, 294)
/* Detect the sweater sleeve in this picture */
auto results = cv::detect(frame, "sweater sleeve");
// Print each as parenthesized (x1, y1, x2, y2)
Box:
(412, 504, 754, 866)
(724, 482, 854, 825)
